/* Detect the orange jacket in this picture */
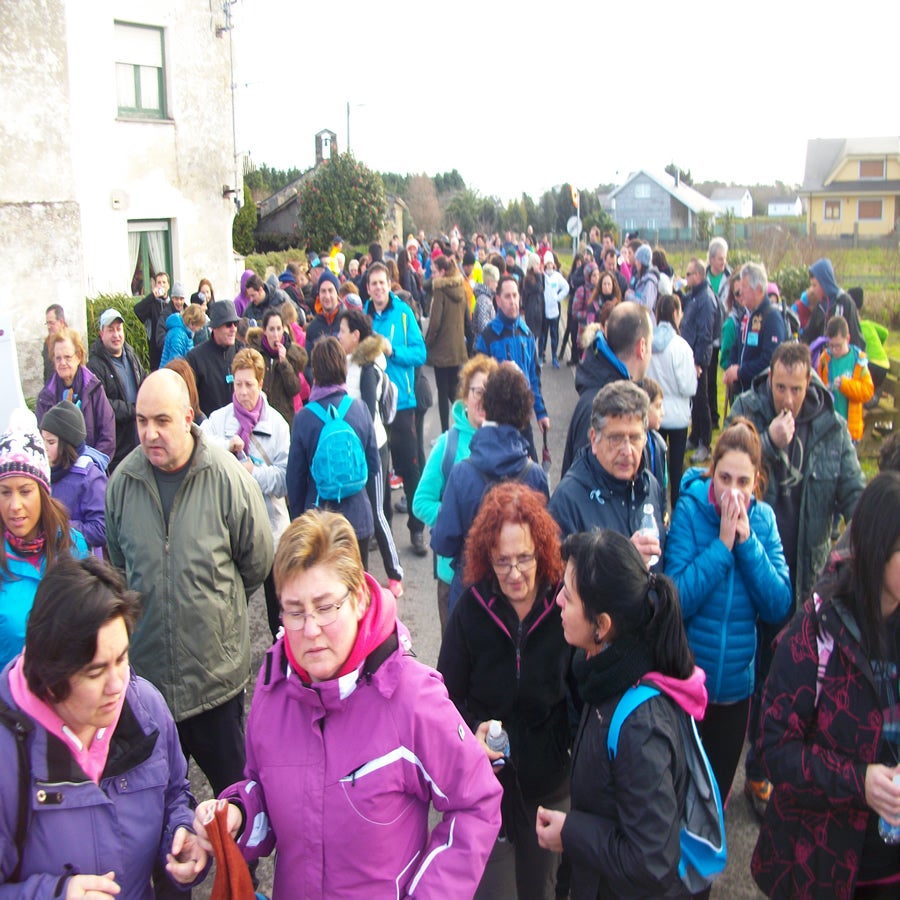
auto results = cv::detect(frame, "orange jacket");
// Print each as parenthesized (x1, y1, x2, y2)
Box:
(817, 347, 874, 440)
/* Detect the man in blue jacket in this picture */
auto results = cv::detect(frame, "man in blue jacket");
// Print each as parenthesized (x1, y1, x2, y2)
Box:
(475, 275, 550, 452)
(682, 259, 717, 463)
(723, 262, 786, 394)
(365, 262, 429, 556)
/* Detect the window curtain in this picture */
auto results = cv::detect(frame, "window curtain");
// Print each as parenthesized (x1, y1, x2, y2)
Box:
(147, 230, 166, 275)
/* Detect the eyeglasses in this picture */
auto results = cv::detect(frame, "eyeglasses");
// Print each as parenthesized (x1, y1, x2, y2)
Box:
(468, 386, 485, 398)
(281, 591, 350, 631)
(54, 354, 76, 364)
(221, 322, 238, 329)
(598, 431, 646, 450)
(491, 554, 537, 576)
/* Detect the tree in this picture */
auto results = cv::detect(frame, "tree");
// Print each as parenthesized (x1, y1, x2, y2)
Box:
(232, 183, 257, 256)
(443, 189, 480, 236)
(405, 174, 442, 237)
(298, 153, 386, 251)
(665, 162, 693, 187)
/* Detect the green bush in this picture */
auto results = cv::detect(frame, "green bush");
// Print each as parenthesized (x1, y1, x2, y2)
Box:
(233, 184, 257, 256)
(85, 293, 150, 372)
(771, 266, 809, 304)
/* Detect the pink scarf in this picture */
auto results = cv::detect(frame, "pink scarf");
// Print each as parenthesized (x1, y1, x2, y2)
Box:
(232, 393, 264, 451)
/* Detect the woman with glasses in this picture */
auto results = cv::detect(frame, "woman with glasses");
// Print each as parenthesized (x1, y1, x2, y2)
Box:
(413, 354, 498, 633)
(437, 483, 571, 899)
(192, 509, 502, 898)
(37, 328, 115, 459)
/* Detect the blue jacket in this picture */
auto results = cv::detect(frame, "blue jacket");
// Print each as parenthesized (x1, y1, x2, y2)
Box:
(681, 281, 716, 368)
(549, 445, 665, 570)
(364, 294, 426, 410)
(0, 533, 89, 669)
(475, 313, 547, 421)
(431, 423, 549, 607)
(0, 667, 201, 898)
(160, 312, 195, 366)
(663, 468, 792, 703)
(729, 296, 787, 391)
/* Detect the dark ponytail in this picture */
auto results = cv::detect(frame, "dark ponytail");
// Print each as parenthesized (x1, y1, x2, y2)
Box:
(646, 572, 695, 679)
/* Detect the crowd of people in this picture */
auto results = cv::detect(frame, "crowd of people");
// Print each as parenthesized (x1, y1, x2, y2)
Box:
(1, 226, 898, 898)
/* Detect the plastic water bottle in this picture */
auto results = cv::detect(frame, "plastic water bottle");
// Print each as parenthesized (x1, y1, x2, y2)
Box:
(485, 719, 510, 768)
(878, 774, 900, 844)
(640, 503, 660, 567)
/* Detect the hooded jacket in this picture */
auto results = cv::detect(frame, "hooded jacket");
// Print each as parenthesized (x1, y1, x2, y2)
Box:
(49, 451, 108, 550)
(549, 444, 665, 563)
(347, 334, 390, 448)
(647, 323, 698, 429)
(365, 293, 427, 411)
(105, 425, 274, 720)
(233, 269, 254, 317)
(425, 272, 469, 368)
(220, 575, 502, 899)
(808, 258, 866, 351)
(413, 400, 477, 585)
(664, 468, 792, 703)
(816, 344, 874, 440)
(86, 339, 146, 471)
(728, 372, 864, 605)
(562, 665, 707, 900)
(0, 667, 200, 899)
(37, 368, 116, 460)
(159, 311, 194, 366)
(562, 331, 630, 474)
(437, 579, 573, 803)
(431, 423, 549, 607)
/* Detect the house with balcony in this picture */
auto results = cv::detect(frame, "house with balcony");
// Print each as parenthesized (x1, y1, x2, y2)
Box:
(0, 0, 239, 397)
(802, 137, 900, 238)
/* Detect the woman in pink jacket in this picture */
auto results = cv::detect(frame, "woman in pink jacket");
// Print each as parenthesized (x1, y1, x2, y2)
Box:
(193, 510, 502, 898)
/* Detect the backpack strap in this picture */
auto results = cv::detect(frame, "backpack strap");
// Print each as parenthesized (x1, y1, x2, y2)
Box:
(440, 427, 460, 487)
(335, 394, 353, 418)
(607, 683, 660, 760)
(0, 696, 34, 882)
(307, 400, 328, 424)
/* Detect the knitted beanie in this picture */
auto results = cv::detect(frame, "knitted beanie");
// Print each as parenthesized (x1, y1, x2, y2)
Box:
(317, 270, 340, 296)
(635, 244, 652, 268)
(39, 400, 87, 450)
(0, 409, 51, 491)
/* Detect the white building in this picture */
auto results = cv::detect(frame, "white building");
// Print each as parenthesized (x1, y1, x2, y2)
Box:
(710, 187, 753, 219)
(768, 196, 803, 217)
(0, 0, 240, 398)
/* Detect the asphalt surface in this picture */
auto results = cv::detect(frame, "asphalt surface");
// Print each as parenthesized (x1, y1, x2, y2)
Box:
(191, 353, 765, 899)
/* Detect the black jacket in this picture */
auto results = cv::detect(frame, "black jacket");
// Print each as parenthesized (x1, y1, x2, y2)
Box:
(185, 337, 238, 416)
(437, 579, 573, 802)
(134, 291, 166, 370)
(86, 339, 146, 470)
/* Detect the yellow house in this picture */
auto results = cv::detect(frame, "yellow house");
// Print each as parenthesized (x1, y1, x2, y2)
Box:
(802, 137, 900, 238)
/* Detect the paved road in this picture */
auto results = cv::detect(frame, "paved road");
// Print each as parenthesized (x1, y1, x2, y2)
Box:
(193, 357, 764, 898)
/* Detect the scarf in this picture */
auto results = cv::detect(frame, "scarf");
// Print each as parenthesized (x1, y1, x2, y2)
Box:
(58, 366, 84, 405)
(231, 393, 263, 451)
(5, 528, 46, 560)
(283, 572, 397, 684)
(308, 384, 347, 404)
(572, 632, 656, 707)
(259, 333, 281, 359)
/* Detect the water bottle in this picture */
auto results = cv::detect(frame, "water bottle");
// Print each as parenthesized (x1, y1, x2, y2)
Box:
(640, 503, 660, 567)
(878, 774, 900, 844)
(485, 719, 510, 768)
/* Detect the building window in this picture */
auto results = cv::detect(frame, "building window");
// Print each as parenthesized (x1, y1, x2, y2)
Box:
(859, 159, 885, 180)
(858, 199, 884, 220)
(115, 22, 166, 118)
(634, 183, 651, 199)
(823, 200, 841, 221)
(128, 220, 172, 295)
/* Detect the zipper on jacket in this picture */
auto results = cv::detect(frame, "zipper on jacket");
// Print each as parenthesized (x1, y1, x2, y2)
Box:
(516, 620, 523, 682)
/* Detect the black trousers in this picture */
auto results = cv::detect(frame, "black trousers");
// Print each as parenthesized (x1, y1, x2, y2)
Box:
(389, 408, 424, 534)
(697, 698, 751, 806)
(176, 692, 246, 797)
(433, 366, 460, 433)
(690, 364, 712, 449)
(659, 426, 688, 508)
(707, 347, 720, 428)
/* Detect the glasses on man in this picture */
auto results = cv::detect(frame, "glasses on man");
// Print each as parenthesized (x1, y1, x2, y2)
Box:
(281, 591, 350, 631)
(598, 430, 646, 450)
(491, 554, 537, 576)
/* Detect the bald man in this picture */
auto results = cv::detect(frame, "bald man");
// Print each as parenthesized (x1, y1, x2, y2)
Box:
(106, 369, 273, 795)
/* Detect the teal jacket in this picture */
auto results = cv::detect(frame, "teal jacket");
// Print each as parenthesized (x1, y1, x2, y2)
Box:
(364, 294, 426, 410)
(0, 531, 89, 668)
(413, 400, 477, 583)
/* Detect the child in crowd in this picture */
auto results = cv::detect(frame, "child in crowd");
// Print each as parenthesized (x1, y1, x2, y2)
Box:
(816, 316, 874, 442)
(161, 303, 207, 366)
(643, 376, 669, 521)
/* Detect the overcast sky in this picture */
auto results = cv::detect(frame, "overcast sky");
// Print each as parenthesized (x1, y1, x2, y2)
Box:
(230, 0, 897, 202)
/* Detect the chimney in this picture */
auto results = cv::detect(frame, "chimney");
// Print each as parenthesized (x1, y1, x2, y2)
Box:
(674, 170, 680, 187)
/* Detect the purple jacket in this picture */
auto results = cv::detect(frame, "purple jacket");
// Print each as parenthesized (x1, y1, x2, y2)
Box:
(221, 602, 502, 898)
(37, 367, 116, 459)
(0, 668, 201, 898)
(50, 454, 108, 550)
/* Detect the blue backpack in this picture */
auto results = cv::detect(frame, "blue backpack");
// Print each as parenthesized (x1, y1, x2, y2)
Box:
(607, 683, 727, 894)
(307, 395, 368, 504)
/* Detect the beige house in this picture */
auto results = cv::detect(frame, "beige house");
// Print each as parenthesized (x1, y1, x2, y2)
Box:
(802, 137, 900, 238)
(0, 0, 239, 398)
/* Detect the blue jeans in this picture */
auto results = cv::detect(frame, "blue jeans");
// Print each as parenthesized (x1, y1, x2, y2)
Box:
(539, 316, 560, 362)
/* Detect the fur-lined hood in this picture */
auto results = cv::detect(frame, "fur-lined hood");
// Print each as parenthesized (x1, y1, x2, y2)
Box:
(580, 322, 603, 350)
(351, 333, 388, 367)
(433, 271, 466, 302)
